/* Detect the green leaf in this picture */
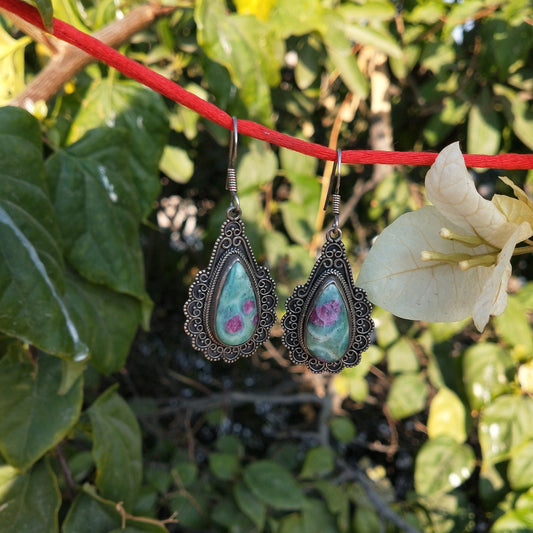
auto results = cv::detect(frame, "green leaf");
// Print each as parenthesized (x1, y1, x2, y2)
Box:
(295, 35, 322, 90)
(352, 506, 382, 533)
(280, 173, 321, 246)
(387, 373, 428, 420)
(269, 0, 325, 39)
(492, 508, 533, 532)
(494, 295, 533, 361)
(195, 0, 282, 122)
(479, 463, 507, 509)
(234, 481, 267, 530)
(479, 395, 533, 464)
(0, 347, 83, 470)
(315, 480, 350, 531)
(341, 2, 396, 22)
(339, 16, 402, 59)
(279, 146, 318, 177)
(0, 107, 87, 360)
(302, 498, 339, 533)
(415, 436, 475, 496)
(209, 452, 240, 480)
(216, 434, 245, 456)
(67, 80, 169, 217)
(159, 145, 194, 184)
(63, 484, 167, 533)
(88, 387, 142, 509)
(171, 461, 198, 488)
(212, 497, 255, 530)
(508, 440, 533, 491)
(0, 30, 32, 104)
(427, 387, 468, 444)
(322, 12, 369, 98)
(64, 273, 142, 374)
(244, 460, 304, 510)
(467, 87, 502, 157)
(237, 139, 278, 193)
(494, 84, 533, 150)
(0, 459, 60, 533)
(387, 337, 419, 374)
(168, 487, 209, 530)
(330, 417, 356, 445)
(300, 446, 335, 479)
(462, 343, 514, 411)
(45, 128, 147, 301)
(278, 513, 305, 533)
(29, 0, 54, 31)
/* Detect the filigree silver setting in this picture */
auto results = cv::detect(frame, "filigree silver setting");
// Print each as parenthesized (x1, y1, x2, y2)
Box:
(184, 215, 277, 362)
(281, 232, 373, 373)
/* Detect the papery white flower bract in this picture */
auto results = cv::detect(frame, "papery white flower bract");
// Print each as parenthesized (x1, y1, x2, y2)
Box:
(357, 142, 533, 331)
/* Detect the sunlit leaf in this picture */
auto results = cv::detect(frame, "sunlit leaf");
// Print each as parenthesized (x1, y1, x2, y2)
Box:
(159, 145, 194, 184)
(387, 373, 428, 420)
(415, 436, 475, 496)
(479, 395, 533, 464)
(427, 387, 468, 443)
(463, 343, 514, 411)
(508, 441, 533, 491)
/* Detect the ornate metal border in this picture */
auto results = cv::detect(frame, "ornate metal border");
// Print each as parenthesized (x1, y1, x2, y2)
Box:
(184, 217, 277, 362)
(281, 235, 374, 374)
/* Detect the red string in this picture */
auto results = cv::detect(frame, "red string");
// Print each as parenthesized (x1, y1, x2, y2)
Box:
(3, 0, 533, 170)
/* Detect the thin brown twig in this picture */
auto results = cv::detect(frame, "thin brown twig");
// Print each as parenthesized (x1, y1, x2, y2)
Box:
(55, 442, 76, 500)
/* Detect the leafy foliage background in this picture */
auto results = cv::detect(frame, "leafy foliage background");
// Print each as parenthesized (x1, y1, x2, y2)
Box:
(1, 0, 533, 532)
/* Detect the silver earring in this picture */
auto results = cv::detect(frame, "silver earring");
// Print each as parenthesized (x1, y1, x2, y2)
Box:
(281, 150, 374, 373)
(184, 118, 277, 362)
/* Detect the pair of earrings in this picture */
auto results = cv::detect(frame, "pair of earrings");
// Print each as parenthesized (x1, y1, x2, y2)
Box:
(183, 119, 374, 374)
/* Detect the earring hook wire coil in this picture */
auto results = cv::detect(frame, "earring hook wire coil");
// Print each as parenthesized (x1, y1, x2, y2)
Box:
(226, 117, 240, 216)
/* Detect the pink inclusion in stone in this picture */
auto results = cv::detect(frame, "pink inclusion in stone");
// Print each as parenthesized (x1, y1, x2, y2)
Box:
(309, 300, 341, 327)
(225, 314, 243, 334)
(242, 299, 256, 314)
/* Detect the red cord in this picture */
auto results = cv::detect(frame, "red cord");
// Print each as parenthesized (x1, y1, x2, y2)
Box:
(2, 0, 533, 169)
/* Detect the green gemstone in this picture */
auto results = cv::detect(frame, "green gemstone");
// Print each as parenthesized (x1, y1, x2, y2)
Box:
(215, 260, 258, 346)
(305, 281, 349, 362)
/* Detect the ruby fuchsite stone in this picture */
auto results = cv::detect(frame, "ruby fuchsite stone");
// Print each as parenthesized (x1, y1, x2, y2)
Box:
(305, 281, 349, 362)
(215, 260, 258, 346)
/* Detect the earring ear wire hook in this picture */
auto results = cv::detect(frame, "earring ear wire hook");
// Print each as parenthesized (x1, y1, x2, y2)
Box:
(324, 149, 342, 211)
(226, 117, 240, 215)
(324, 149, 341, 236)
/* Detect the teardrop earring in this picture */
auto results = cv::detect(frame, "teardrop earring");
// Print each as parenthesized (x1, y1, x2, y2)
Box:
(281, 150, 374, 373)
(184, 118, 277, 362)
